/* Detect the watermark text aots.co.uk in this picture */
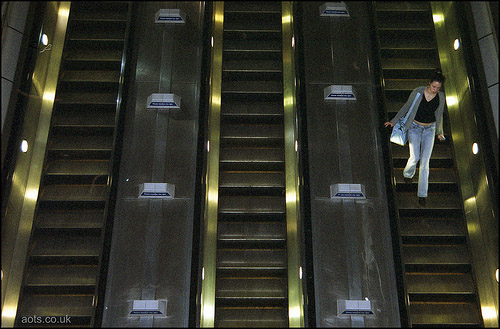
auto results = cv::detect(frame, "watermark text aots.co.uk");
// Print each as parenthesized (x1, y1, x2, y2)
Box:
(20, 315, 71, 325)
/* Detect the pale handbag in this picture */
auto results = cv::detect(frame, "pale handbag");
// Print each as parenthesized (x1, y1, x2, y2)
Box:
(390, 92, 421, 146)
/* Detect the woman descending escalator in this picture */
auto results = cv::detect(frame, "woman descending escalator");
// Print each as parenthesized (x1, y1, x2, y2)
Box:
(384, 70, 447, 206)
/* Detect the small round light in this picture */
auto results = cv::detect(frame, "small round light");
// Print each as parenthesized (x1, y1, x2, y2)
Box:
(453, 38, 460, 50)
(299, 266, 302, 280)
(41, 33, 49, 46)
(496, 268, 499, 283)
(211, 37, 213, 47)
(21, 140, 29, 153)
(292, 36, 295, 48)
(472, 142, 478, 154)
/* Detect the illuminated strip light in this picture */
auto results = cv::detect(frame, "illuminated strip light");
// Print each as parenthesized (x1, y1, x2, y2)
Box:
(200, 2, 223, 327)
(282, 2, 305, 327)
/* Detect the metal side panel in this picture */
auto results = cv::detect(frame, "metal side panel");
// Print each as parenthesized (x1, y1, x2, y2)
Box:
(300, 1, 401, 327)
(100, 1, 207, 327)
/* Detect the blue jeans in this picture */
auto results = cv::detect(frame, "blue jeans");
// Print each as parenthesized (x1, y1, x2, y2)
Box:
(403, 121, 436, 197)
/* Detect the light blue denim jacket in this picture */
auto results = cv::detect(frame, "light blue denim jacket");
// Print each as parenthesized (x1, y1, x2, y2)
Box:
(389, 86, 445, 136)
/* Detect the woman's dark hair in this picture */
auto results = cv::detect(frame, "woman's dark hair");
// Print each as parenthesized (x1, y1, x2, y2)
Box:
(430, 69, 446, 84)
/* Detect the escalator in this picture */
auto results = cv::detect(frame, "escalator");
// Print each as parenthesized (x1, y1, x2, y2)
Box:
(14, 2, 132, 327)
(373, 1, 483, 327)
(215, 2, 288, 327)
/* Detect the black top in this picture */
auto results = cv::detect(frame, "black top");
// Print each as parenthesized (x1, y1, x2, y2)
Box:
(414, 93, 439, 123)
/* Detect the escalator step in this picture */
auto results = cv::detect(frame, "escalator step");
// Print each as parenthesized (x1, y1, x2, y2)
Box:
(56, 91, 117, 105)
(406, 273, 477, 294)
(224, 2, 281, 14)
(403, 244, 470, 265)
(400, 217, 465, 236)
(37, 208, 104, 229)
(216, 277, 287, 298)
(215, 307, 288, 328)
(377, 30, 436, 50)
(391, 143, 453, 159)
(218, 222, 286, 241)
(220, 171, 284, 189)
(393, 168, 456, 184)
(220, 148, 284, 164)
(375, 2, 429, 12)
(17, 294, 94, 317)
(47, 135, 113, 152)
(224, 15, 281, 33)
(45, 159, 110, 176)
(223, 80, 282, 94)
(30, 235, 101, 257)
(219, 195, 285, 214)
(397, 191, 461, 209)
(409, 302, 482, 327)
(52, 110, 116, 128)
(39, 185, 107, 202)
(221, 99, 283, 123)
(383, 78, 429, 91)
(221, 124, 283, 147)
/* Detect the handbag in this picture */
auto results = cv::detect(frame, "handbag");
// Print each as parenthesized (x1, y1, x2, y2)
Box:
(390, 92, 421, 146)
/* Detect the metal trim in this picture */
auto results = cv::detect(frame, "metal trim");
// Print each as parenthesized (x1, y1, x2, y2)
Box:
(282, 2, 305, 327)
(199, 2, 223, 327)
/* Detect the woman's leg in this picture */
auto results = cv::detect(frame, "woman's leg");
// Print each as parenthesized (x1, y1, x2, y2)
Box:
(417, 123, 436, 197)
(403, 122, 422, 179)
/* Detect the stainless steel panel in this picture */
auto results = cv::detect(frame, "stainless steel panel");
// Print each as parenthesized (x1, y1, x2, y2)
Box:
(301, 1, 400, 327)
(102, 2, 205, 327)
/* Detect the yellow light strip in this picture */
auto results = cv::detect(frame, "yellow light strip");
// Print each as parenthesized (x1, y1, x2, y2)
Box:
(282, 2, 304, 327)
(200, 2, 224, 327)
(1, 2, 71, 327)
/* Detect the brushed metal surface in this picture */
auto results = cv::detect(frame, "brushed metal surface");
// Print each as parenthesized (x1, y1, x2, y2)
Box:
(301, 1, 401, 327)
(101, 2, 206, 327)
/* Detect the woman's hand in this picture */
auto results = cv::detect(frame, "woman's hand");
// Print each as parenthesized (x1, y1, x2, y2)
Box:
(384, 121, 394, 128)
(437, 134, 446, 141)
